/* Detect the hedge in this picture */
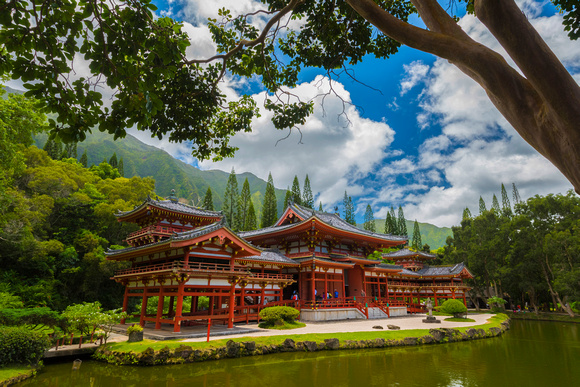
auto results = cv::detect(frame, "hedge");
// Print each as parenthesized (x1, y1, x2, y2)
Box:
(0, 326, 52, 365)
(259, 306, 300, 323)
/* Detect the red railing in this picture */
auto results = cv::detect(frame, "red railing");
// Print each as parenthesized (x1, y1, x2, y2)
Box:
(115, 261, 297, 279)
(114, 261, 249, 277)
(126, 225, 190, 240)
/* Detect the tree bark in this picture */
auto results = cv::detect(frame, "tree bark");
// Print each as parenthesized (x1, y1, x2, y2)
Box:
(346, 0, 580, 194)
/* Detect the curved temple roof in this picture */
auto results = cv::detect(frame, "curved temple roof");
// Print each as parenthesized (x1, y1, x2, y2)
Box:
(240, 203, 407, 243)
(116, 196, 223, 221)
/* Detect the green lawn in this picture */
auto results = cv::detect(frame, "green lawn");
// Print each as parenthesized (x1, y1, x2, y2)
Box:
(0, 364, 36, 384)
(103, 314, 508, 354)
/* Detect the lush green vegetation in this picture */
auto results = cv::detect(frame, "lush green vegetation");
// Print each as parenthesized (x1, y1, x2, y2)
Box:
(0, 364, 36, 384)
(441, 185, 579, 316)
(258, 320, 306, 330)
(99, 314, 508, 354)
(439, 299, 468, 318)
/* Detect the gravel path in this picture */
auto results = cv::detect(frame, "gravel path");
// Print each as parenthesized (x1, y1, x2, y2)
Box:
(183, 313, 494, 343)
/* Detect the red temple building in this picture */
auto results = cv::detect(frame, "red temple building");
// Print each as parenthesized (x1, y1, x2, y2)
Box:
(107, 196, 472, 332)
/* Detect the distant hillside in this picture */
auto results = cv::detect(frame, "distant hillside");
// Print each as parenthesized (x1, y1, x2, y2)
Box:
(34, 131, 288, 216)
(357, 219, 452, 250)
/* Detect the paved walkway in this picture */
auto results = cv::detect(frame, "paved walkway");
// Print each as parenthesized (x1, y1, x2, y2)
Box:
(183, 313, 494, 343)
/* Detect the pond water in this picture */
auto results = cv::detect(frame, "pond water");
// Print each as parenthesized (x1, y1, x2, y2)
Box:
(21, 319, 580, 387)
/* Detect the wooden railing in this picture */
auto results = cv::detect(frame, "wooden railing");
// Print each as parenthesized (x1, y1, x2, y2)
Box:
(115, 261, 294, 280)
(126, 225, 188, 240)
(114, 261, 248, 277)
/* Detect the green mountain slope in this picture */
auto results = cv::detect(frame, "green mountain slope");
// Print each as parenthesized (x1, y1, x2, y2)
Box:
(358, 219, 452, 250)
(34, 131, 288, 216)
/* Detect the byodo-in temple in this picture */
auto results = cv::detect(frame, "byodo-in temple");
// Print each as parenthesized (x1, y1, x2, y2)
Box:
(106, 194, 473, 332)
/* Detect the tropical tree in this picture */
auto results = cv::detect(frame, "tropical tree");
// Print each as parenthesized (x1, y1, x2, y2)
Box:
(117, 158, 124, 177)
(109, 153, 118, 169)
(363, 204, 375, 232)
(202, 187, 214, 211)
(491, 194, 501, 213)
(283, 188, 292, 209)
(302, 175, 314, 209)
(397, 206, 407, 237)
(238, 178, 251, 231)
(411, 220, 422, 250)
(261, 173, 278, 228)
(245, 201, 258, 231)
(479, 197, 487, 215)
(343, 191, 356, 225)
(222, 168, 239, 230)
(2, 1, 579, 193)
(500, 183, 512, 217)
(291, 176, 302, 206)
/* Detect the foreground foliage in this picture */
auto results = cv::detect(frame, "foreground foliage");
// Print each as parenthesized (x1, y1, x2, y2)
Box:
(0, 90, 154, 310)
(0, 326, 52, 366)
(443, 190, 580, 316)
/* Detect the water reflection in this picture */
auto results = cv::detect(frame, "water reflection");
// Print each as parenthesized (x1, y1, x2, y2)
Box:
(23, 320, 580, 387)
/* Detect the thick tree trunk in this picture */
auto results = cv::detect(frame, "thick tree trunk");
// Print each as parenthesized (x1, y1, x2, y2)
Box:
(347, 0, 580, 193)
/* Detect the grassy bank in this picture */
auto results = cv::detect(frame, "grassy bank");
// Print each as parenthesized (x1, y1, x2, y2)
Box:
(0, 364, 37, 386)
(100, 314, 508, 355)
(506, 311, 580, 323)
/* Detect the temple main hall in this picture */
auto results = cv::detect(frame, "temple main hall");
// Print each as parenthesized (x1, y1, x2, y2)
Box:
(106, 195, 472, 332)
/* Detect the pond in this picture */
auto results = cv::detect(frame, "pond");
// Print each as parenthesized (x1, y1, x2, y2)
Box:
(21, 319, 580, 386)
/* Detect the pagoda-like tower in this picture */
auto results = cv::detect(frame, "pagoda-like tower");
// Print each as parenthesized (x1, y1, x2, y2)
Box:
(116, 192, 223, 247)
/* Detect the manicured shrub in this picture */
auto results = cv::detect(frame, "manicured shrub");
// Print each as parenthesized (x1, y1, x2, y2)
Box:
(439, 299, 468, 318)
(0, 326, 52, 365)
(259, 306, 300, 324)
(126, 324, 143, 334)
(487, 296, 507, 313)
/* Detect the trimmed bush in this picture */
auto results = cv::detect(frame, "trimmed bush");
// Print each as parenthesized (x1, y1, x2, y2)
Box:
(0, 326, 52, 365)
(259, 306, 300, 324)
(126, 324, 143, 334)
(439, 299, 468, 318)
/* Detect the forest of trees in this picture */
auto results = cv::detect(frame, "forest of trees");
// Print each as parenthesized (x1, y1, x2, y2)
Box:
(2, 89, 578, 318)
(440, 185, 580, 316)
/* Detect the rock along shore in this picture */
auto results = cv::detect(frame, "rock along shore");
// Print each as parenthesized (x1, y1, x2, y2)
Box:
(93, 317, 510, 366)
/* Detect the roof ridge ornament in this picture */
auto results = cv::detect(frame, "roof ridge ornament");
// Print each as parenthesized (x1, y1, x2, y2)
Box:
(168, 189, 178, 203)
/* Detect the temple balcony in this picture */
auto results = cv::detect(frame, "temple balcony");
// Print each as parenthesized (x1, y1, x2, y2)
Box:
(113, 261, 294, 282)
(125, 224, 193, 246)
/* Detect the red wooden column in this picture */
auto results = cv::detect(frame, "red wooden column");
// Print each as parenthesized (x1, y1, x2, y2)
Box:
(452, 288, 456, 299)
(139, 288, 148, 327)
(324, 269, 328, 298)
(462, 292, 467, 306)
(183, 247, 191, 267)
(310, 266, 316, 301)
(433, 290, 438, 306)
(342, 271, 346, 300)
(121, 286, 129, 324)
(155, 287, 164, 329)
(173, 281, 185, 333)
(377, 277, 382, 299)
(227, 280, 237, 329)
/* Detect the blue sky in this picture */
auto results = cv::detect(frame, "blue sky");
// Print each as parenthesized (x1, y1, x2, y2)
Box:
(122, 0, 579, 227)
(7, 0, 574, 227)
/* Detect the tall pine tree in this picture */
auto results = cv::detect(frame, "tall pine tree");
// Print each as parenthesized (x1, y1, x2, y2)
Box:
(238, 178, 251, 231)
(302, 175, 314, 209)
(261, 173, 278, 228)
(202, 187, 214, 210)
(500, 183, 512, 216)
(79, 150, 88, 167)
(411, 220, 422, 250)
(283, 188, 292, 209)
(363, 204, 375, 232)
(512, 182, 521, 205)
(245, 200, 257, 231)
(462, 207, 472, 220)
(491, 194, 501, 213)
(117, 157, 124, 177)
(291, 176, 301, 205)
(389, 206, 398, 235)
(109, 152, 118, 169)
(479, 196, 487, 214)
(222, 168, 239, 230)
(318, 202, 323, 211)
(343, 191, 355, 225)
(397, 206, 407, 237)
